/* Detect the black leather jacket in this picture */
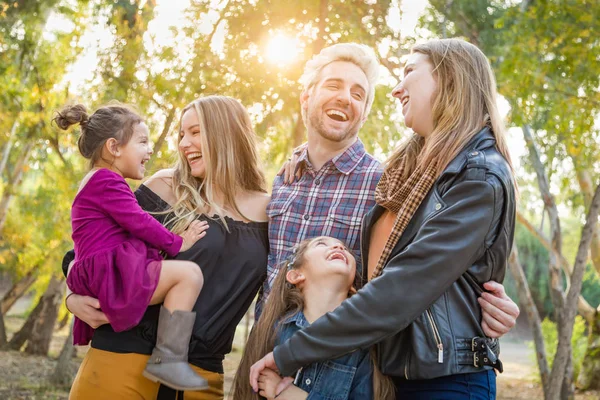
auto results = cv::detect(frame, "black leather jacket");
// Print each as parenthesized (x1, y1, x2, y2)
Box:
(273, 127, 516, 380)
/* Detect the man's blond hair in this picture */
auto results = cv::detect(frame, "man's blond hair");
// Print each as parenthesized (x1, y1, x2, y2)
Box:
(300, 43, 380, 117)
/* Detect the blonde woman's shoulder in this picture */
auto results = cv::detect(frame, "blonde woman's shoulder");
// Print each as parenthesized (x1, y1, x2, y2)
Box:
(239, 191, 270, 222)
(143, 169, 176, 205)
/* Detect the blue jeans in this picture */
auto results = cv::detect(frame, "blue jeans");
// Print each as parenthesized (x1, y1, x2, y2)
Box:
(393, 370, 496, 400)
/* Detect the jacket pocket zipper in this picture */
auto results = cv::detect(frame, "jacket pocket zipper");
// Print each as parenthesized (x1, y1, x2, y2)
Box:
(426, 309, 444, 364)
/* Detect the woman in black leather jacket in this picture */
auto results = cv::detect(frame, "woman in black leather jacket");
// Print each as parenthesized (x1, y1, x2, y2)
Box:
(250, 38, 517, 400)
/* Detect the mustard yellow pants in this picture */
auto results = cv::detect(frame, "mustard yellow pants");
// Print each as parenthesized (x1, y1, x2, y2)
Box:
(69, 348, 224, 400)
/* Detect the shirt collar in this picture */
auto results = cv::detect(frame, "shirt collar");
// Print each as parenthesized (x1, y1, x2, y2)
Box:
(296, 139, 367, 176)
(280, 310, 310, 329)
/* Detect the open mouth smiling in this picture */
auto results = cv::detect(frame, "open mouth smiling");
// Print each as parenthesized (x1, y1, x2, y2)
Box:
(401, 95, 409, 108)
(327, 250, 348, 264)
(186, 151, 203, 164)
(326, 109, 349, 122)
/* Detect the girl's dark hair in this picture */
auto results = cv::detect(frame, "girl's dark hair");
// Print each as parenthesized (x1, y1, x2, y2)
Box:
(53, 103, 143, 168)
(231, 237, 394, 400)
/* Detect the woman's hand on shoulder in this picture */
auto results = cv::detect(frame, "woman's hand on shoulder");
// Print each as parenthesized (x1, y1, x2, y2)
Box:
(277, 143, 306, 184)
(143, 169, 176, 205)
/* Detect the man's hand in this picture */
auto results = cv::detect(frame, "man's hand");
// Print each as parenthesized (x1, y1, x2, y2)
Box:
(66, 294, 109, 329)
(479, 281, 520, 338)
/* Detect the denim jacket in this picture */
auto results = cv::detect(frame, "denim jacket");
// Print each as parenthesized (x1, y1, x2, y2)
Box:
(276, 312, 373, 400)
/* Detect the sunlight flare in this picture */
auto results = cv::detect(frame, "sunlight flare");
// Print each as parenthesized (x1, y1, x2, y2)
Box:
(265, 34, 301, 66)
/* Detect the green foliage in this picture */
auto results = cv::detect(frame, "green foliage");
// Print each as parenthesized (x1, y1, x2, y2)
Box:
(528, 316, 588, 381)
(505, 223, 553, 318)
(505, 223, 600, 319)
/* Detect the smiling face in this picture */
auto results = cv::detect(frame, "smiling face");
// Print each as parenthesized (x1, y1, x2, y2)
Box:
(113, 122, 152, 180)
(178, 107, 206, 178)
(291, 236, 356, 291)
(302, 61, 369, 145)
(392, 52, 437, 138)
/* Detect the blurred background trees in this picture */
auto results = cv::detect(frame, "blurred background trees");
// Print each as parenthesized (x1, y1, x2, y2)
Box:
(0, 0, 599, 398)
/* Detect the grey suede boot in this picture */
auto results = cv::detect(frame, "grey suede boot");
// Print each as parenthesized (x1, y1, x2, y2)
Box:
(142, 306, 209, 391)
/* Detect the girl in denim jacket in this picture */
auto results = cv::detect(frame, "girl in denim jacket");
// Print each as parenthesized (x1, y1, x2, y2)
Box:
(232, 236, 394, 400)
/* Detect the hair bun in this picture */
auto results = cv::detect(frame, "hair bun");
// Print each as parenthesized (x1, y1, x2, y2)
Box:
(53, 104, 89, 130)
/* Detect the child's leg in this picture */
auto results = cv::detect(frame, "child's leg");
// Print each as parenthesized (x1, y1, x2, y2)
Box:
(149, 260, 203, 311)
(143, 260, 208, 391)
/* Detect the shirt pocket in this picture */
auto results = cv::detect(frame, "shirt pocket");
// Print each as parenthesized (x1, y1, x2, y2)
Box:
(267, 196, 294, 219)
(311, 360, 357, 400)
(327, 205, 363, 251)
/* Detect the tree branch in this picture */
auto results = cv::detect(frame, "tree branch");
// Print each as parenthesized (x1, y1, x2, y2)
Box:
(522, 124, 566, 317)
(549, 182, 600, 399)
(508, 245, 550, 396)
(516, 210, 596, 324)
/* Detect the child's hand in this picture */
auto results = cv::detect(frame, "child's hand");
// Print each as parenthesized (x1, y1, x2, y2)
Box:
(272, 384, 308, 400)
(180, 220, 209, 252)
(257, 368, 282, 399)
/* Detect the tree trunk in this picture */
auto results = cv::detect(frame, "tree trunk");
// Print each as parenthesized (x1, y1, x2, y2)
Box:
(561, 357, 575, 400)
(7, 276, 64, 355)
(1, 268, 37, 314)
(508, 245, 550, 397)
(522, 126, 565, 316)
(570, 161, 600, 274)
(0, 120, 19, 177)
(24, 276, 64, 355)
(50, 320, 75, 387)
(0, 304, 6, 347)
(548, 183, 600, 400)
(8, 295, 43, 351)
(567, 157, 600, 391)
(57, 311, 70, 331)
(150, 107, 177, 164)
(577, 312, 600, 390)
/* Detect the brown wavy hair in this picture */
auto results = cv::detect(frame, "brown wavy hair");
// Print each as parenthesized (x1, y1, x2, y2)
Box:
(231, 237, 394, 400)
(387, 38, 515, 184)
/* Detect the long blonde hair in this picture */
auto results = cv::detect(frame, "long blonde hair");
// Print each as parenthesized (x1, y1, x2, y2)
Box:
(165, 96, 267, 234)
(387, 38, 514, 181)
(231, 237, 394, 400)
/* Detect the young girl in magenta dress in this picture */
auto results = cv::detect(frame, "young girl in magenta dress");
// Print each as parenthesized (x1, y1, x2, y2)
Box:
(55, 103, 209, 391)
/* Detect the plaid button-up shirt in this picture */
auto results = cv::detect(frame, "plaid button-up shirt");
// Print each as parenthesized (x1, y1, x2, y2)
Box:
(260, 139, 382, 311)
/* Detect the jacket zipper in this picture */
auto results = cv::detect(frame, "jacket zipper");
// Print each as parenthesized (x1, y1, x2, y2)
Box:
(426, 309, 444, 363)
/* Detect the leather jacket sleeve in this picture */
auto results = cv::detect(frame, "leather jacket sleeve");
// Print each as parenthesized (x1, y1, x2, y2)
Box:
(273, 175, 503, 377)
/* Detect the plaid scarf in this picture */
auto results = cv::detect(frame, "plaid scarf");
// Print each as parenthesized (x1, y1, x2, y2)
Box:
(371, 157, 439, 280)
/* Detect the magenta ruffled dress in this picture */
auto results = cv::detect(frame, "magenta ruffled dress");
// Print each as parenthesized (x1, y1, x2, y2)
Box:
(68, 168, 182, 345)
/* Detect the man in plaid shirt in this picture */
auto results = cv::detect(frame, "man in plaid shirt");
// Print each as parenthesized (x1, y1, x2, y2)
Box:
(258, 43, 519, 333)
(261, 43, 382, 311)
